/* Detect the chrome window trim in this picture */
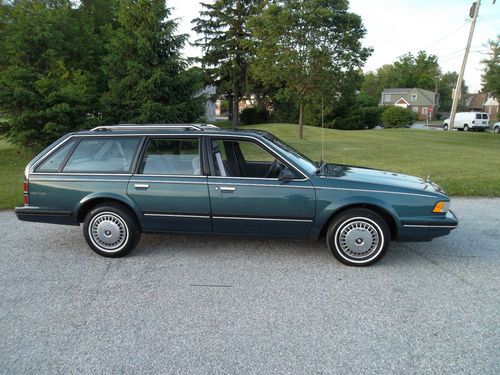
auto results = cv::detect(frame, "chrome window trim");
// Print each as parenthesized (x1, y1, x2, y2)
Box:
(31, 172, 132, 177)
(213, 216, 313, 223)
(209, 176, 308, 182)
(315, 186, 436, 199)
(137, 174, 206, 179)
(29, 178, 131, 183)
(132, 180, 207, 185)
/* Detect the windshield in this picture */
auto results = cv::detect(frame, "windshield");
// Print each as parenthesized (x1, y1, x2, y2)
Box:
(262, 133, 317, 174)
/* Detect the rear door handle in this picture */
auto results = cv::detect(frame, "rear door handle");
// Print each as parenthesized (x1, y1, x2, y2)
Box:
(219, 186, 236, 192)
(134, 184, 150, 189)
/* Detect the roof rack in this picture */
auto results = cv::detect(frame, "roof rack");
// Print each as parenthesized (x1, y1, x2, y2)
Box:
(90, 124, 220, 132)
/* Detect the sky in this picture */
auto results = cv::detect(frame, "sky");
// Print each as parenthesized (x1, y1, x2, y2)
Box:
(169, 0, 499, 93)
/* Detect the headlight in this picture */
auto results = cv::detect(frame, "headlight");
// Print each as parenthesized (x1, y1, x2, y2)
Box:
(432, 201, 450, 213)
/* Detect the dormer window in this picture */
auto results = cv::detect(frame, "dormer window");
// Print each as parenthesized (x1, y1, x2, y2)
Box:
(411, 94, 418, 102)
(384, 94, 391, 102)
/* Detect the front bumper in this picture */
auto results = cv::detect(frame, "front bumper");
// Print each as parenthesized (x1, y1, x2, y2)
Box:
(397, 210, 458, 242)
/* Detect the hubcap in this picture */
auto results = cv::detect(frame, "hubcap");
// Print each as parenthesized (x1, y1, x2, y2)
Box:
(89, 212, 128, 252)
(338, 220, 380, 259)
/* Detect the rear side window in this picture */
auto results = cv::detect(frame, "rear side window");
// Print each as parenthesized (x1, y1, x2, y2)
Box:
(36, 140, 76, 173)
(63, 137, 141, 173)
(482, 114, 488, 119)
(139, 138, 200, 175)
(476, 114, 482, 119)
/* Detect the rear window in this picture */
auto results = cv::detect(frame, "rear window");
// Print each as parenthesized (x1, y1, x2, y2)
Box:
(63, 137, 141, 173)
(36, 140, 76, 173)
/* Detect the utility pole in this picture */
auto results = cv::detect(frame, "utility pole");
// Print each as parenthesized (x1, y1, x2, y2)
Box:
(448, 0, 481, 131)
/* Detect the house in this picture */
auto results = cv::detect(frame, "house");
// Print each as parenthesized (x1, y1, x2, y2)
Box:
(484, 96, 499, 121)
(379, 88, 439, 121)
(196, 85, 217, 122)
(465, 93, 488, 111)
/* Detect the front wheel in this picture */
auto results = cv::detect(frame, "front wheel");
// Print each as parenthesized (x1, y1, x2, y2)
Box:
(443, 123, 449, 131)
(494, 126, 500, 134)
(463, 124, 469, 132)
(83, 203, 141, 257)
(326, 208, 390, 267)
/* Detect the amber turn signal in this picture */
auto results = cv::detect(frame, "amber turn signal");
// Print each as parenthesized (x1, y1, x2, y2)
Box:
(432, 201, 449, 213)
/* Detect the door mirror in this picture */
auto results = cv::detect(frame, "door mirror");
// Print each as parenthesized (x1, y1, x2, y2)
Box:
(278, 167, 296, 181)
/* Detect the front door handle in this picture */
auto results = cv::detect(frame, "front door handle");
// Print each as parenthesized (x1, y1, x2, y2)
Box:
(219, 186, 236, 192)
(134, 184, 150, 190)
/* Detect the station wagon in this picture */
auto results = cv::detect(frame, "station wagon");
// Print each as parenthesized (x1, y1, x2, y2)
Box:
(15, 124, 458, 266)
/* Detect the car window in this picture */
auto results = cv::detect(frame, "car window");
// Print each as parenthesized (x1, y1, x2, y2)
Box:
(482, 114, 488, 119)
(36, 140, 76, 173)
(140, 138, 200, 175)
(211, 138, 284, 178)
(239, 141, 275, 163)
(476, 114, 482, 119)
(63, 137, 141, 173)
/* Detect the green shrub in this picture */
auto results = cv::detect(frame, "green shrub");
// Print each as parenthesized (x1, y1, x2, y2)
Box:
(359, 106, 384, 129)
(435, 112, 442, 121)
(240, 107, 270, 125)
(381, 106, 416, 128)
(331, 114, 364, 130)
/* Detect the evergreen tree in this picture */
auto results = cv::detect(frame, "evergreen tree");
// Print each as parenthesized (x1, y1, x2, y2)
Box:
(0, 0, 101, 148)
(193, 0, 264, 127)
(101, 0, 204, 124)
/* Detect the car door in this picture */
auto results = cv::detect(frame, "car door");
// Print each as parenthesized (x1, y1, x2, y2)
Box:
(127, 136, 211, 233)
(206, 136, 315, 237)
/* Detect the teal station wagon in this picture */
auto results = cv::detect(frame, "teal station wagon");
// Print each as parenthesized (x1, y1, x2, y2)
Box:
(15, 124, 458, 266)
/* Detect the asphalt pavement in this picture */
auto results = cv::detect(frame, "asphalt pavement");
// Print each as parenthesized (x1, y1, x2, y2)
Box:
(1, 198, 499, 374)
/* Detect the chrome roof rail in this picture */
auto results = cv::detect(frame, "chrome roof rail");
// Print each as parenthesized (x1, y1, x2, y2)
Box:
(90, 124, 220, 132)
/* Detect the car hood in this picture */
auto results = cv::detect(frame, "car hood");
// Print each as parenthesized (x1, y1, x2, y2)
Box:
(315, 164, 444, 194)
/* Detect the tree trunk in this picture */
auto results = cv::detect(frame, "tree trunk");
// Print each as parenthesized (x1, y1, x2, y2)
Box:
(298, 98, 304, 139)
(232, 86, 240, 128)
(227, 95, 233, 121)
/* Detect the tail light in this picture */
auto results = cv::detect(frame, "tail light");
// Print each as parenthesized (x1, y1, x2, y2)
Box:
(23, 181, 29, 205)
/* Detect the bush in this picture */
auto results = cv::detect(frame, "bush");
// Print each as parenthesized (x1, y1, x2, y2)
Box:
(435, 113, 442, 121)
(381, 106, 416, 128)
(359, 106, 384, 129)
(331, 114, 364, 130)
(240, 107, 270, 125)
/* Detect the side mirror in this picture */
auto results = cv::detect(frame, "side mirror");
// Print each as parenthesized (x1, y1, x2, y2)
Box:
(278, 167, 296, 181)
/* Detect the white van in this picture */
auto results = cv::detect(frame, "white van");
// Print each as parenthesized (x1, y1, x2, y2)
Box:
(443, 112, 490, 131)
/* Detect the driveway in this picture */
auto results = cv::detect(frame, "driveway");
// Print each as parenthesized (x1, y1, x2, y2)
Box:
(1, 198, 499, 374)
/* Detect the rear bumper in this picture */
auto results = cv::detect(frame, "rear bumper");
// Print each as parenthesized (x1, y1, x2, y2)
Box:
(15, 206, 76, 225)
(397, 210, 458, 242)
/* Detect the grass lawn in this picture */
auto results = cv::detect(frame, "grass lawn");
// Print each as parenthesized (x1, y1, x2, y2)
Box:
(248, 124, 500, 196)
(1, 124, 499, 210)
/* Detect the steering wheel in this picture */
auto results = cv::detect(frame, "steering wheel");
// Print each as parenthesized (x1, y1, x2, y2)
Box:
(264, 160, 282, 178)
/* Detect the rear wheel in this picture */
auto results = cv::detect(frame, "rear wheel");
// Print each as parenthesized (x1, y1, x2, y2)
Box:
(326, 208, 390, 267)
(463, 124, 469, 132)
(83, 203, 140, 257)
(443, 124, 449, 131)
(494, 126, 499, 134)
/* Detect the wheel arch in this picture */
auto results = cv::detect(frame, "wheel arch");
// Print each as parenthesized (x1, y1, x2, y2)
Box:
(76, 193, 143, 227)
(317, 202, 399, 241)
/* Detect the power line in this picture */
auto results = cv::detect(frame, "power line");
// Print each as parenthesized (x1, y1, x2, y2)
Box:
(424, 21, 470, 50)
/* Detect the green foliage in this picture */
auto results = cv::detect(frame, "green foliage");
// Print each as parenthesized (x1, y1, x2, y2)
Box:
(250, 0, 371, 138)
(481, 36, 500, 98)
(381, 106, 416, 128)
(0, 1, 101, 148)
(193, 0, 264, 127)
(359, 106, 384, 128)
(240, 107, 270, 125)
(438, 71, 467, 112)
(360, 51, 443, 104)
(101, 0, 204, 124)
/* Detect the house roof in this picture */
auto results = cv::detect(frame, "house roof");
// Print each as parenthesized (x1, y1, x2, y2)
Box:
(380, 87, 437, 106)
(466, 93, 488, 108)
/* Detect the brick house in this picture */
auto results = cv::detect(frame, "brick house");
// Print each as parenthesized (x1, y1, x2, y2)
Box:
(379, 88, 439, 120)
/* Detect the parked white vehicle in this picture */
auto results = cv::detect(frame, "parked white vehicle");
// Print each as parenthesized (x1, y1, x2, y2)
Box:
(493, 122, 500, 134)
(443, 112, 490, 131)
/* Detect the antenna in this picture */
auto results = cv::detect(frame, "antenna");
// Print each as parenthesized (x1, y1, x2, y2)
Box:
(321, 95, 325, 163)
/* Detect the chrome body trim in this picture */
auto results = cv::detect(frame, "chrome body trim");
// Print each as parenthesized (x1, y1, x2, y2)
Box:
(315, 186, 436, 198)
(213, 216, 313, 223)
(402, 224, 458, 229)
(144, 213, 211, 219)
